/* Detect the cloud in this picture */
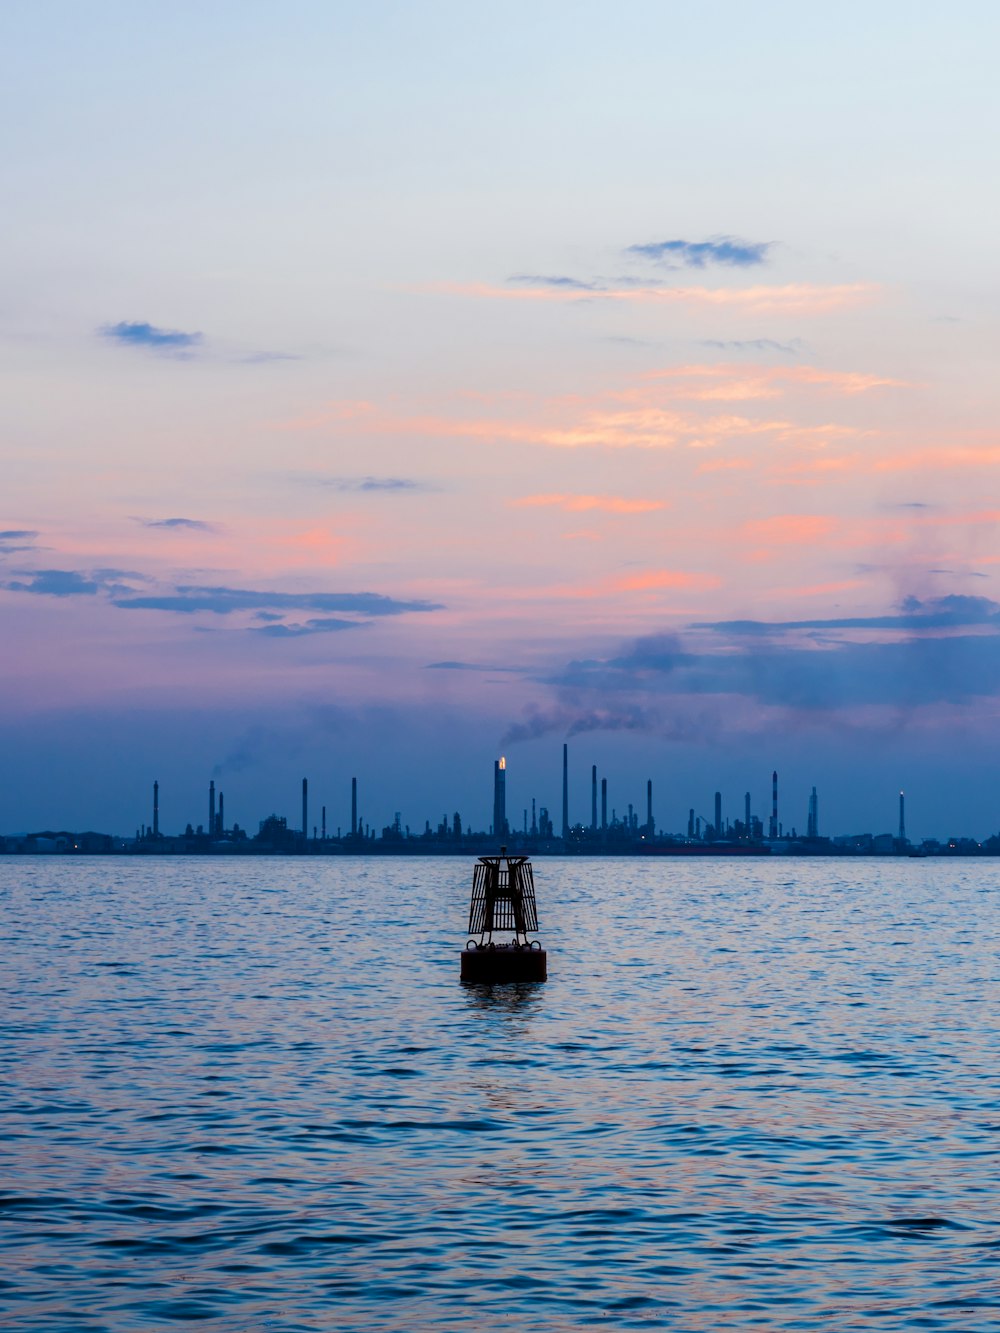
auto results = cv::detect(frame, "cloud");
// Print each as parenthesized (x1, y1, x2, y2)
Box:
(512, 494, 665, 514)
(627, 236, 772, 268)
(111, 585, 443, 616)
(507, 274, 602, 292)
(545, 620, 1000, 715)
(237, 351, 302, 364)
(696, 595, 1000, 637)
(254, 618, 368, 637)
(101, 321, 202, 352)
(290, 360, 878, 454)
(648, 363, 904, 401)
(0, 529, 40, 555)
(2, 569, 101, 597)
(743, 514, 837, 545)
(498, 595, 1000, 745)
(701, 338, 803, 355)
(426, 661, 525, 673)
(324, 477, 429, 493)
(435, 281, 875, 316)
(141, 517, 217, 531)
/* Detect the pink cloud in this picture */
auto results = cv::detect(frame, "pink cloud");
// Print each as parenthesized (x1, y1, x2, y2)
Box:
(277, 360, 886, 457)
(512, 493, 666, 513)
(430, 281, 878, 316)
(743, 514, 837, 544)
(613, 569, 722, 592)
(647, 363, 906, 401)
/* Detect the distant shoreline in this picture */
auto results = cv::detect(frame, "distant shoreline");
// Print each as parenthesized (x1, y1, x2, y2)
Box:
(0, 844, 990, 859)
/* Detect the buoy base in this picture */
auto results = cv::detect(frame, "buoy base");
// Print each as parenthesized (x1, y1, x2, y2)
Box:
(461, 945, 547, 984)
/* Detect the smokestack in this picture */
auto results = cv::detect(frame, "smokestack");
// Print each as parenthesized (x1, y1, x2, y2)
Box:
(770, 770, 778, 839)
(493, 756, 507, 839)
(322, 805, 326, 841)
(899, 790, 906, 843)
(591, 765, 597, 831)
(531, 796, 537, 836)
(688, 808, 694, 839)
(302, 777, 308, 838)
(714, 791, 722, 837)
(562, 743, 569, 839)
(218, 791, 224, 836)
(153, 780, 159, 838)
(351, 777, 357, 837)
(646, 779, 653, 835)
(209, 780, 215, 838)
(601, 777, 607, 831)
(744, 791, 750, 839)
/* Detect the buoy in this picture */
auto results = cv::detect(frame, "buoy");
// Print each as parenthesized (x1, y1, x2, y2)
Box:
(460, 847, 547, 983)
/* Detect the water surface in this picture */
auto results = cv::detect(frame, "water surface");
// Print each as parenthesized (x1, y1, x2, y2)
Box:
(2, 857, 999, 1330)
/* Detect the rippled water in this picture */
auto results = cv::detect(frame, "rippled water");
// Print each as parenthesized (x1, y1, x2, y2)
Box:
(2, 857, 1000, 1330)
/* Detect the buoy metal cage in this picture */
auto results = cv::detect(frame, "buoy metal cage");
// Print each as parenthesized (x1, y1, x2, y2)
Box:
(468, 854, 538, 945)
(461, 850, 547, 982)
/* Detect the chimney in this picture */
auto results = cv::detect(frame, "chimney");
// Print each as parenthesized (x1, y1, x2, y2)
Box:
(209, 780, 216, 838)
(562, 743, 569, 839)
(591, 765, 598, 831)
(646, 779, 653, 835)
(493, 757, 507, 839)
(153, 780, 159, 839)
(302, 778, 308, 838)
(351, 777, 357, 837)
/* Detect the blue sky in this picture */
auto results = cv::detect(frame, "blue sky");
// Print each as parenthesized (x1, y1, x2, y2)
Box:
(3, 3, 1000, 837)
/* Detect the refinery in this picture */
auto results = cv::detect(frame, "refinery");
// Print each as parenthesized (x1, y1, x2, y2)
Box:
(2, 744, 998, 858)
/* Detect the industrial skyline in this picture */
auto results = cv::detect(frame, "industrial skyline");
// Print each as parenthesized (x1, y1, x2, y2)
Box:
(3, 745, 993, 858)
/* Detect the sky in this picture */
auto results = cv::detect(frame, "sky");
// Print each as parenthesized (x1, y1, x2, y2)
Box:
(3, 1, 1000, 839)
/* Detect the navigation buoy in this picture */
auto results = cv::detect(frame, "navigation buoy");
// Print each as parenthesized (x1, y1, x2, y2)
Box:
(460, 847, 547, 983)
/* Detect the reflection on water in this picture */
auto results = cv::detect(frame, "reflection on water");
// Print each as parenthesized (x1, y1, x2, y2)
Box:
(2, 856, 1000, 1331)
(462, 980, 544, 1015)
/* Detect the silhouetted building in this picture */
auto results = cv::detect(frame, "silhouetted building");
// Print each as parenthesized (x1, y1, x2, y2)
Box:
(807, 786, 818, 839)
